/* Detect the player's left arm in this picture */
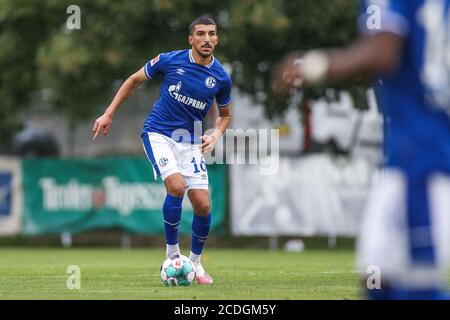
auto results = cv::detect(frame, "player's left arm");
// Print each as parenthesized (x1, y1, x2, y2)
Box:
(201, 103, 231, 155)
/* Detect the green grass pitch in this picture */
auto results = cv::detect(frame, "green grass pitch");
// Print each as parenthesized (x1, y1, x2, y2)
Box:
(0, 248, 362, 300)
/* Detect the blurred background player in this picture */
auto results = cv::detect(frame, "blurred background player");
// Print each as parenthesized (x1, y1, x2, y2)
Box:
(273, 0, 450, 299)
(92, 15, 232, 285)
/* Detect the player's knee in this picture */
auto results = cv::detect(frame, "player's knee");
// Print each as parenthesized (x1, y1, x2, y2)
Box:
(167, 182, 185, 197)
(195, 202, 210, 216)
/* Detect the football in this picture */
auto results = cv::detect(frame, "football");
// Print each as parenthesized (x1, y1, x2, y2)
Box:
(160, 255, 196, 286)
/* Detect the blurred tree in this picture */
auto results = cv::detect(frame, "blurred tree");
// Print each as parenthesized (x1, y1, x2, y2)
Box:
(223, 0, 363, 118)
(0, 0, 62, 150)
(0, 0, 362, 152)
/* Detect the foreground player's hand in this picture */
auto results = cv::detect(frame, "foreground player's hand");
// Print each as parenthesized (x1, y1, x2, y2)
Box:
(272, 51, 304, 95)
(92, 113, 113, 140)
(273, 50, 330, 95)
(201, 131, 220, 155)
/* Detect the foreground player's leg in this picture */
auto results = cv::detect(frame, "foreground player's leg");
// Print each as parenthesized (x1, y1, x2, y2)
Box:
(391, 173, 450, 300)
(188, 189, 213, 284)
(358, 170, 450, 300)
(163, 174, 185, 259)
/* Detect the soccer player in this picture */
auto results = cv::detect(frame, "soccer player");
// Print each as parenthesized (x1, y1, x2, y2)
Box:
(92, 16, 232, 285)
(273, 0, 450, 299)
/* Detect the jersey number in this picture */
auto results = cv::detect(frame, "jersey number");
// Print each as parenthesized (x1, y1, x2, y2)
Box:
(191, 157, 206, 173)
(419, 0, 450, 111)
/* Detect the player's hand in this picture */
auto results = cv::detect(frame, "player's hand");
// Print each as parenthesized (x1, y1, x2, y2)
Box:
(272, 51, 304, 96)
(200, 132, 219, 155)
(92, 113, 113, 140)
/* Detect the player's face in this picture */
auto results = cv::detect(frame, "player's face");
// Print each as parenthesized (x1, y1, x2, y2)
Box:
(189, 24, 218, 58)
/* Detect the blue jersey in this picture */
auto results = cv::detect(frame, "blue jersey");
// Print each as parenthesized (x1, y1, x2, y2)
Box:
(360, 0, 450, 176)
(142, 49, 232, 144)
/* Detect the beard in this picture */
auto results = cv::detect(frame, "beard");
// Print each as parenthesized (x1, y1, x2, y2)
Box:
(194, 46, 213, 58)
(199, 52, 212, 58)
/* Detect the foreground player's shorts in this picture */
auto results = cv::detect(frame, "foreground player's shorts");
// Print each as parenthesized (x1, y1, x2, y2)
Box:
(141, 132, 209, 191)
(357, 168, 450, 289)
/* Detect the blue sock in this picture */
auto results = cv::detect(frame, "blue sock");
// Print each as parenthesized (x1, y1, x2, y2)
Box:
(389, 288, 450, 300)
(365, 288, 391, 300)
(366, 287, 450, 300)
(191, 213, 211, 255)
(163, 194, 183, 245)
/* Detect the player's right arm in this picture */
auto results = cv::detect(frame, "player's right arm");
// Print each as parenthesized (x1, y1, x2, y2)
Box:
(272, 33, 404, 94)
(272, 0, 410, 94)
(92, 67, 148, 140)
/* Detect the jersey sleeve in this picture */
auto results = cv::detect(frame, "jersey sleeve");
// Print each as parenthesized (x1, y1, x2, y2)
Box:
(216, 75, 232, 107)
(359, 0, 412, 37)
(144, 52, 170, 79)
